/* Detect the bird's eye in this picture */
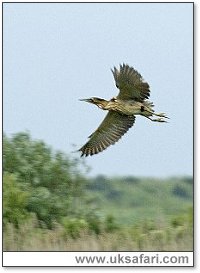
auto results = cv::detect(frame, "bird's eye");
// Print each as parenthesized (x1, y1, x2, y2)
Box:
(116, 84, 119, 88)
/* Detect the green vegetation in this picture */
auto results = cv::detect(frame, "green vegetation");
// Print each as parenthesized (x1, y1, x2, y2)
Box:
(3, 132, 193, 251)
(87, 175, 193, 225)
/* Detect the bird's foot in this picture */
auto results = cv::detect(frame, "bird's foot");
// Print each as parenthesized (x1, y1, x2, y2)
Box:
(157, 113, 169, 119)
(149, 117, 168, 123)
(157, 118, 168, 123)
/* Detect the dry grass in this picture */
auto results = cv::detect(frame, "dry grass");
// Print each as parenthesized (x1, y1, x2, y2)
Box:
(3, 219, 193, 251)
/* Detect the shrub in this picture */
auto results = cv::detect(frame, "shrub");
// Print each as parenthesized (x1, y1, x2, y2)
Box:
(3, 173, 30, 227)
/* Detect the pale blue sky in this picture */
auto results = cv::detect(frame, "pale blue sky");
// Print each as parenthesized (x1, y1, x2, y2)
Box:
(3, 3, 193, 177)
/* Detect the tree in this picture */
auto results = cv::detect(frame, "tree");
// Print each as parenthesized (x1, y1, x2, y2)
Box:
(3, 132, 88, 228)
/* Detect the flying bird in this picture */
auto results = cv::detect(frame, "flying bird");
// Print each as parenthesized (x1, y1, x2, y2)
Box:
(79, 64, 168, 157)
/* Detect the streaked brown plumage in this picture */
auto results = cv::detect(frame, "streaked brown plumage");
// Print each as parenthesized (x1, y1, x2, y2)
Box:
(79, 64, 168, 157)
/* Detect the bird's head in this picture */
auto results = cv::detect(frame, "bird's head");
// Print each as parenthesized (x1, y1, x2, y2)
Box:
(79, 97, 108, 109)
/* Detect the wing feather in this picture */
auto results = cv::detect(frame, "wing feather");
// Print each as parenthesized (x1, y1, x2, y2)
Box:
(111, 63, 150, 102)
(79, 111, 135, 157)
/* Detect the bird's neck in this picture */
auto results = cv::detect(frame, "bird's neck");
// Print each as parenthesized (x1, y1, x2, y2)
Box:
(97, 100, 110, 110)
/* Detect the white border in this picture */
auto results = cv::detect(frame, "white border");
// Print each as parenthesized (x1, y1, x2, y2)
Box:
(3, 251, 194, 267)
(1, 0, 198, 270)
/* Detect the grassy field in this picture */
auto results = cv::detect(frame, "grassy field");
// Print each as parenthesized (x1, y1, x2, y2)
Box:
(3, 133, 193, 251)
(3, 176, 193, 251)
(4, 218, 193, 251)
(4, 195, 193, 252)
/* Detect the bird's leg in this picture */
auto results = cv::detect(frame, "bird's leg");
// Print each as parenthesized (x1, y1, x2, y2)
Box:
(144, 108, 169, 121)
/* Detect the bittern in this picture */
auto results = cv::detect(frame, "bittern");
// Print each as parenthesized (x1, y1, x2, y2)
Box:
(79, 64, 168, 157)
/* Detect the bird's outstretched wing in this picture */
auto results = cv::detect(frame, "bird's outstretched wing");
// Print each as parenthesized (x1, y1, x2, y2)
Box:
(111, 64, 150, 102)
(79, 111, 135, 157)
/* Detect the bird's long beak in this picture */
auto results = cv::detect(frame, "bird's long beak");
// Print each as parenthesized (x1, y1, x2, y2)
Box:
(79, 98, 93, 103)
